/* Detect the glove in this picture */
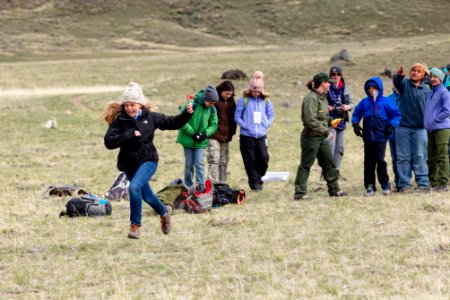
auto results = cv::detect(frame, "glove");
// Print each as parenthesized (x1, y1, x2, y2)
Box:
(353, 124, 363, 137)
(197, 133, 207, 142)
(385, 125, 394, 136)
(192, 133, 201, 142)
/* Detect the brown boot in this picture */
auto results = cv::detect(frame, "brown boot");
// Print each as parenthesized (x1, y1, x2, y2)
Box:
(160, 206, 172, 235)
(127, 224, 140, 239)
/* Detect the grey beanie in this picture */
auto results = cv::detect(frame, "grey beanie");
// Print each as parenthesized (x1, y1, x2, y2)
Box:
(203, 85, 219, 102)
(430, 68, 445, 82)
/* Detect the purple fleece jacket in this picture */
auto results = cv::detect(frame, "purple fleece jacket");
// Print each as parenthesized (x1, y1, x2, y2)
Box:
(424, 83, 450, 132)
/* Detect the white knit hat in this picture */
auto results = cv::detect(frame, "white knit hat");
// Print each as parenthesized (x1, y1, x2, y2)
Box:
(119, 81, 147, 105)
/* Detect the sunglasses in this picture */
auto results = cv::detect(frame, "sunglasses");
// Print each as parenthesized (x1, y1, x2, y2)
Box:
(330, 72, 341, 76)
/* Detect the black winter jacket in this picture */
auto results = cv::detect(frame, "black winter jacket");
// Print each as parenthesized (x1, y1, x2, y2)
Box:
(104, 108, 190, 174)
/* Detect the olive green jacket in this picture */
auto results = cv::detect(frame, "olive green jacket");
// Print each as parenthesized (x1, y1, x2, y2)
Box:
(301, 89, 331, 137)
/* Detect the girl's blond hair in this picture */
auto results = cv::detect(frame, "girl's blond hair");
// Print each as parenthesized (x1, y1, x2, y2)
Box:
(243, 90, 270, 98)
(103, 98, 155, 124)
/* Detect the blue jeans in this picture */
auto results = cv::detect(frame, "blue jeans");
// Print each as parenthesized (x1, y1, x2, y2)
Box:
(395, 127, 429, 188)
(125, 161, 167, 225)
(183, 147, 205, 189)
(388, 139, 399, 187)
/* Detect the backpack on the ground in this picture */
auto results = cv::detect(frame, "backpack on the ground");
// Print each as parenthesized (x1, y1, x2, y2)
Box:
(212, 183, 246, 207)
(186, 179, 214, 212)
(157, 178, 188, 209)
(60, 194, 112, 217)
(172, 179, 214, 214)
(158, 178, 217, 214)
(105, 172, 129, 201)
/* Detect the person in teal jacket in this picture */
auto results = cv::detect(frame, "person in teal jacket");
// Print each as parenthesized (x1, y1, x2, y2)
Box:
(177, 85, 219, 190)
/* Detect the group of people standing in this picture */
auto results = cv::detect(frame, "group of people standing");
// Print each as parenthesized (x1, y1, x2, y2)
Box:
(103, 71, 274, 239)
(294, 63, 450, 200)
(102, 63, 449, 238)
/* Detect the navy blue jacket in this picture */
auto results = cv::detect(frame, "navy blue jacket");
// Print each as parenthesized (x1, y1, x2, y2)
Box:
(393, 74, 430, 128)
(327, 78, 353, 130)
(352, 77, 402, 143)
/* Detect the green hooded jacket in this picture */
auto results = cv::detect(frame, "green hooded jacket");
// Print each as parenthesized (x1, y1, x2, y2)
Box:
(176, 90, 218, 148)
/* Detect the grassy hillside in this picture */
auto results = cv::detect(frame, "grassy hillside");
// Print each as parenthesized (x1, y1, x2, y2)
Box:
(0, 0, 450, 60)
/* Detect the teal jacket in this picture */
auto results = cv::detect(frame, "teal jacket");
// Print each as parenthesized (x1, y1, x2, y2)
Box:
(176, 90, 218, 148)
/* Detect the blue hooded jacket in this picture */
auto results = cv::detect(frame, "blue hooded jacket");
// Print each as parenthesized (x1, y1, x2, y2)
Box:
(352, 77, 402, 143)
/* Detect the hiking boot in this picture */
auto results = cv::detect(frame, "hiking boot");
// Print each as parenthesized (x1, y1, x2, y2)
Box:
(418, 186, 431, 193)
(398, 186, 411, 193)
(294, 194, 312, 201)
(364, 184, 375, 197)
(331, 190, 348, 197)
(160, 205, 172, 235)
(251, 184, 263, 192)
(127, 224, 140, 239)
(382, 183, 391, 196)
(433, 185, 449, 192)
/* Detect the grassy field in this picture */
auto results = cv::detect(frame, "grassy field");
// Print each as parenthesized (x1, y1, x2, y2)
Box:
(0, 34, 449, 299)
(1, 1, 450, 297)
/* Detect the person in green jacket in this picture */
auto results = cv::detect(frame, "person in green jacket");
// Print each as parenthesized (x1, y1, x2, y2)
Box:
(177, 85, 219, 191)
(294, 72, 348, 200)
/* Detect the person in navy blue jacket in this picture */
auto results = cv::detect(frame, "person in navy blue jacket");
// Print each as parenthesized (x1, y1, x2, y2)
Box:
(352, 77, 402, 196)
(327, 66, 354, 180)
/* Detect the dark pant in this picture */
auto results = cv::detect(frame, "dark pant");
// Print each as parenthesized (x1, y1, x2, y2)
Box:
(364, 142, 389, 190)
(389, 139, 399, 187)
(239, 135, 269, 189)
(428, 129, 450, 187)
(294, 132, 339, 196)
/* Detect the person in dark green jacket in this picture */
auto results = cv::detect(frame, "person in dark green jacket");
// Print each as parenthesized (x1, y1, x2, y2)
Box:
(177, 85, 219, 190)
(294, 73, 348, 200)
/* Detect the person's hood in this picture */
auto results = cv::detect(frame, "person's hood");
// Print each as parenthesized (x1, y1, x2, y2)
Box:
(364, 77, 384, 101)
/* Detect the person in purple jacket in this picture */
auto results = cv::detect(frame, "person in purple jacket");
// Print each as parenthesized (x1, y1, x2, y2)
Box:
(424, 68, 450, 191)
(234, 71, 275, 191)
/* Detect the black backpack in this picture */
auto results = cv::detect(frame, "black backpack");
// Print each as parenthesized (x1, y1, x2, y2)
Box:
(212, 183, 246, 207)
(60, 194, 112, 217)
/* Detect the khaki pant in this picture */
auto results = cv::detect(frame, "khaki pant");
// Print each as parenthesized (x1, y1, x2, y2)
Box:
(206, 139, 230, 183)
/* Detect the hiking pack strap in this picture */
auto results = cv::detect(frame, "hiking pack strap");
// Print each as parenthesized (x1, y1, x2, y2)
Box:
(242, 96, 268, 117)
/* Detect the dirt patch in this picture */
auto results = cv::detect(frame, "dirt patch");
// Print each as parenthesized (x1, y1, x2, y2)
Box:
(0, 86, 123, 97)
